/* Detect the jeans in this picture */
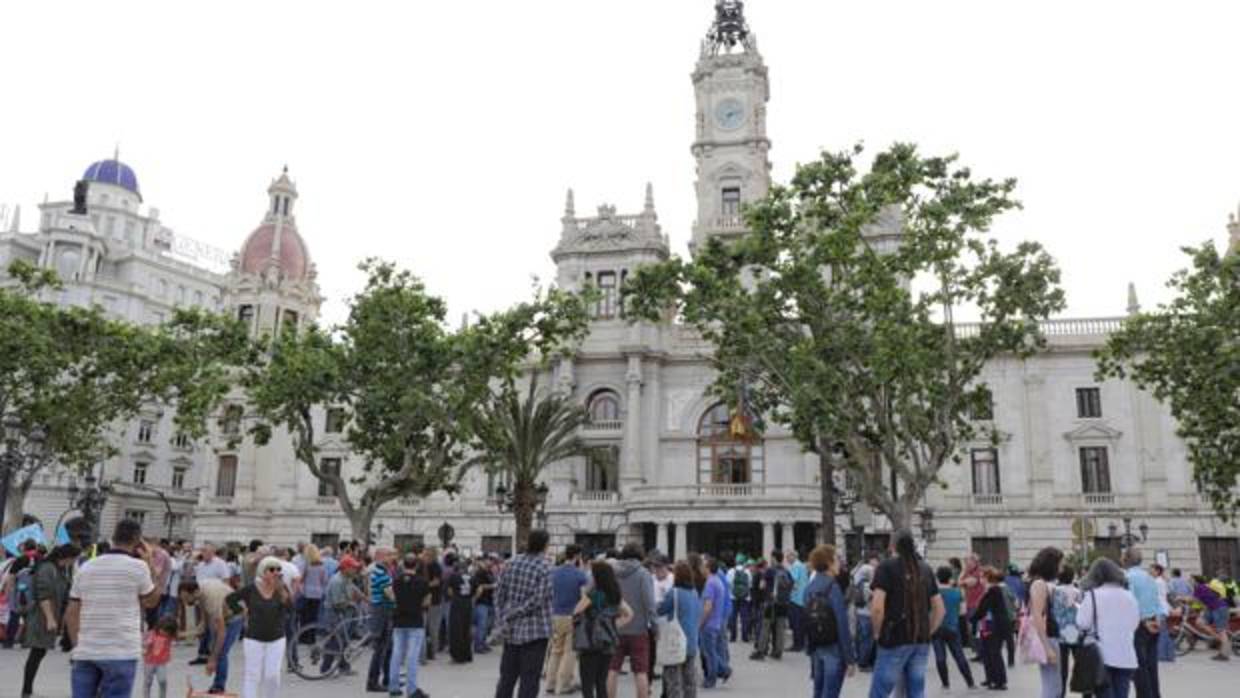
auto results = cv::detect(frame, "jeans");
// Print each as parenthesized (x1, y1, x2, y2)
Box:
(242, 637, 285, 698)
(474, 604, 493, 652)
(1156, 618, 1175, 662)
(855, 614, 874, 667)
(71, 659, 139, 698)
(981, 633, 1008, 688)
(931, 628, 974, 688)
(729, 599, 745, 641)
(700, 626, 727, 685)
(368, 607, 394, 687)
(1102, 666, 1135, 698)
(388, 627, 426, 697)
(789, 603, 806, 649)
(738, 599, 755, 642)
(1039, 660, 1061, 698)
(209, 617, 245, 691)
(495, 638, 548, 698)
(1133, 624, 1160, 698)
(868, 644, 930, 698)
(810, 644, 847, 698)
(423, 603, 442, 660)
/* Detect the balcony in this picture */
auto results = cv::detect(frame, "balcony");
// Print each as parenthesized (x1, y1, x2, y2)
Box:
(581, 420, 622, 435)
(1082, 492, 1116, 507)
(697, 483, 762, 497)
(316, 496, 338, 506)
(971, 493, 1004, 507)
(571, 490, 620, 505)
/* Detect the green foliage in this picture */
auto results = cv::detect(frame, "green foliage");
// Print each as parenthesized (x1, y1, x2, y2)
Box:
(0, 262, 255, 530)
(467, 376, 588, 549)
(1096, 243, 1240, 522)
(249, 259, 590, 540)
(626, 143, 1065, 529)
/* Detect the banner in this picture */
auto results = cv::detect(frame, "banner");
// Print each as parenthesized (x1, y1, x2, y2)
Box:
(1, 523, 47, 555)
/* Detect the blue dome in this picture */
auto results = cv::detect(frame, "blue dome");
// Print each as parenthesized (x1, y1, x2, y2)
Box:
(82, 159, 141, 199)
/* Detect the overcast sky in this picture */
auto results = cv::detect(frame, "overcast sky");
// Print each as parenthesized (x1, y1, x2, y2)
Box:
(3, 1, 1238, 326)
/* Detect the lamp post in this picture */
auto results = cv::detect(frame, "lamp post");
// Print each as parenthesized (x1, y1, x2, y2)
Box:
(67, 472, 112, 546)
(917, 508, 937, 546)
(1, 414, 46, 534)
(1107, 516, 1148, 557)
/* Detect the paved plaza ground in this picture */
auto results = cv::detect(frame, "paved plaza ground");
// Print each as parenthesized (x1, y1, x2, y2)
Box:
(2, 642, 1236, 698)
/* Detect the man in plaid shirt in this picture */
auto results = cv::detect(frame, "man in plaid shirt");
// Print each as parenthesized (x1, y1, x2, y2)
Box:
(494, 529, 553, 698)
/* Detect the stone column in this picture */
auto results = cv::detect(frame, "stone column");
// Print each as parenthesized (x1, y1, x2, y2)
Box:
(656, 521, 669, 555)
(1023, 372, 1053, 506)
(781, 521, 796, 554)
(642, 360, 661, 484)
(762, 521, 775, 559)
(674, 521, 688, 560)
(621, 356, 643, 487)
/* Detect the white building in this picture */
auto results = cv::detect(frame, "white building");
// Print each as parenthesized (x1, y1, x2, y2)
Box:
(4, 3, 1238, 577)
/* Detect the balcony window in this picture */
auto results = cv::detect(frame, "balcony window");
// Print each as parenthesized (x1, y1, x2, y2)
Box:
(697, 403, 763, 486)
(970, 449, 1000, 495)
(721, 187, 741, 217)
(132, 461, 148, 485)
(215, 455, 237, 497)
(172, 467, 187, 490)
(318, 457, 342, 498)
(325, 408, 347, 434)
(586, 391, 621, 427)
(137, 419, 155, 444)
(172, 432, 191, 450)
(1079, 446, 1111, 493)
(585, 447, 618, 492)
(1076, 387, 1102, 419)
(595, 272, 617, 319)
(220, 405, 243, 436)
(237, 304, 255, 327)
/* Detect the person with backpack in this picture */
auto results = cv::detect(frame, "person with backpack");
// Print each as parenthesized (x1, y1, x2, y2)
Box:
(22, 544, 78, 698)
(728, 556, 750, 643)
(1051, 566, 1082, 696)
(1027, 547, 1064, 698)
(803, 544, 854, 698)
(573, 561, 632, 698)
(752, 549, 792, 660)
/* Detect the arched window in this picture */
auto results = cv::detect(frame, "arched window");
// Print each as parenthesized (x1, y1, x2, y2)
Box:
(586, 390, 622, 428)
(697, 403, 763, 485)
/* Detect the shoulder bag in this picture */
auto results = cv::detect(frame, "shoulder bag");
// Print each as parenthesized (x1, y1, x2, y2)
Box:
(655, 588, 687, 666)
(1069, 590, 1111, 694)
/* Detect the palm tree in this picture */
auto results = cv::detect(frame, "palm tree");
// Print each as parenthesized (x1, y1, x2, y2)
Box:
(470, 376, 586, 551)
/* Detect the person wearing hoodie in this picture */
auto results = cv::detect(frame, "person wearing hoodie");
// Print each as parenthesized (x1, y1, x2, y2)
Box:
(608, 544, 656, 698)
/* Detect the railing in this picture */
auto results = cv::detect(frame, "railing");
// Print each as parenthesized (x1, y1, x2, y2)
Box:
(582, 420, 623, 432)
(712, 216, 746, 230)
(1083, 492, 1116, 507)
(316, 496, 338, 506)
(955, 317, 1126, 339)
(572, 490, 620, 504)
(697, 483, 762, 497)
(971, 493, 1004, 507)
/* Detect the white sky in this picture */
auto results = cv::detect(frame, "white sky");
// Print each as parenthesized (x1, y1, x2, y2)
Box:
(2, 1, 1238, 326)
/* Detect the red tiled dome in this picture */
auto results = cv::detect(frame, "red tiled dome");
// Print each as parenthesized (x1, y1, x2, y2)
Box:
(239, 222, 309, 280)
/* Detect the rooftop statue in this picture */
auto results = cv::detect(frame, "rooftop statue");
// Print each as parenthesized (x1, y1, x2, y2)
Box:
(71, 180, 89, 215)
(705, 0, 753, 55)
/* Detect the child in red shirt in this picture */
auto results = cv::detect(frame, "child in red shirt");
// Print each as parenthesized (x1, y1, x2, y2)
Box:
(143, 615, 177, 698)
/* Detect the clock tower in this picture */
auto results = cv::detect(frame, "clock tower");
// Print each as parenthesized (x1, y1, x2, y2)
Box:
(690, 1, 772, 255)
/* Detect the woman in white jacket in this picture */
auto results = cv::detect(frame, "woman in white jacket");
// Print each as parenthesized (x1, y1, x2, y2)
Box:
(1076, 558, 1139, 698)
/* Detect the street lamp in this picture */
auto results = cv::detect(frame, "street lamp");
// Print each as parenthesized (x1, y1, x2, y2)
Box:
(67, 472, 112, 545)
(1, 415, 46, 534)
(917, 508, 937, 545)
(493, 482, 550, 518)
(1107, 516, 1148, 556)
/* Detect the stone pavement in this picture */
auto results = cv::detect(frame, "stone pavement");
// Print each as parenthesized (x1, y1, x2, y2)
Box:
(2, 642, 1236, 697)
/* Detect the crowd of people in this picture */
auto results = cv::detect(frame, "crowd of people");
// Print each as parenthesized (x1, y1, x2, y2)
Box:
(0, 516, 1238, 698)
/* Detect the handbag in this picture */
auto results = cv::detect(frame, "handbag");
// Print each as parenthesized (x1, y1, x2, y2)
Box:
(1018, 613, 1048, 665)
(1069, 590, 1111, 694)
(573, 601, 619, 654)
(655, 588, 687, 666)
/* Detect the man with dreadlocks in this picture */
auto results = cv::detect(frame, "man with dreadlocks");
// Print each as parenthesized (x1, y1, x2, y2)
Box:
(867, 530, 945, 698)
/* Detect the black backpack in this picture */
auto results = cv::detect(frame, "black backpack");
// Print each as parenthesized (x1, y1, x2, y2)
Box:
(774, 567, 794, 606)
(805, 579, 840, 648)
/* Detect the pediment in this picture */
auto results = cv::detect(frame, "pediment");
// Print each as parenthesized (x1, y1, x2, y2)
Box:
(1063, 421, 1123, 442)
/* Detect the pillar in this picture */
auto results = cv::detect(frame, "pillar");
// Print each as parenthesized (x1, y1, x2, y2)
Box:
(674, 521, 688, 560)
(621, 356, 643, 487)
(656, 521, 669, 555)
(762, 521, 775, 559)
(781, 521, 796, 555)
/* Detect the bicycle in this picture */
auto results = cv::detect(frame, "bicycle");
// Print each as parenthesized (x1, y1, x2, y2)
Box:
(286, 612, 375, 680)
(1168, 604, 1240, 657)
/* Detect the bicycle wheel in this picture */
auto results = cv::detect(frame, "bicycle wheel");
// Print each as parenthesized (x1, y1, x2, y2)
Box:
(1174, 627, 1196, 656)
(337, 614, 375, 668)
(287, 623, 340, 681)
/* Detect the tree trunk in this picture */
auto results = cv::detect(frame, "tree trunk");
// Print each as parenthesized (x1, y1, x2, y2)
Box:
(887, 498, 914, 532)
(348, 505, 377, 546)
(818, 448, 837, 546)
(3, 481, 29, 533)
(512, 481, 536, 554)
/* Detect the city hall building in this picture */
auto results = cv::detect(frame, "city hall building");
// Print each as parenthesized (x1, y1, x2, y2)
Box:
(2, 2, 1238, 576)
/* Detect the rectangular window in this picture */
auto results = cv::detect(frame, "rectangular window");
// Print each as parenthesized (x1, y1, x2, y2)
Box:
(132, 461, 148, 485)
(318, 457, 342, 497)
(970, 388, 994, 421)
(595, 271, 617, 319)
(221, 405, 243, 436)
(325, 408, 346, 434)
(970, 448, 1000, 495)
(721, 187, 741, 217)
(1093, 536, 1122, 562)
(172, 467, 187, 490)
(1079, 446, 1111, 493)
(1076, 387, 1102, 418)
(237, 304, 255, 327)
(124, 509, 146, 526)
(482, 535, 513, 557)
(281, 309, 299, 334)
(172, 432, 191, 450)
(168, 513, 186, 531)
(393, 534, 424, 553)
(137, 419, 155, 444)
(215, 455, 238, 497)
(586, 447, 618, 492)
(311, 533, 341, 550)
(1198, 537, 1240, 580)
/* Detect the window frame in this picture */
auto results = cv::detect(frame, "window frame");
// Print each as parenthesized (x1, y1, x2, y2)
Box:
(595, 271, 618, 319)
(1075, 387, 1102, 419)
(318, 457, 342, 498)
(132, 461, 149, 485)
(696, 403, 763, 486)
(215, 455, 238, 497)
(970, 448, 1000, 495)
(1079, 446, 1111, 493)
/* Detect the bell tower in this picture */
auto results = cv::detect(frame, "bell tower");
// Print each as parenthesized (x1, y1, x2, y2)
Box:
(690, 1, 772, 255)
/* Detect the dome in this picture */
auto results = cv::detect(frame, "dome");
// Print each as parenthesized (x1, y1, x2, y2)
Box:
(239, 222, 310, 281)
(82, 158, 141, 199)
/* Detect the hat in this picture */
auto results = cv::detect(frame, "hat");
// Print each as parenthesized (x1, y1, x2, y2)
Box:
(258, 556, 283, 575)
(339, 555, 362, 572)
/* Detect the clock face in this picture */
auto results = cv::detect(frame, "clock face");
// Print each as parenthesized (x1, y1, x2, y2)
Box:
(714, 97, 746, 131)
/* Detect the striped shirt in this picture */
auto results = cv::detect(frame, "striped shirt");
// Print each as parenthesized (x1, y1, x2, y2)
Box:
(69, 552, 155, 661)
(370, 564, 394, 609)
